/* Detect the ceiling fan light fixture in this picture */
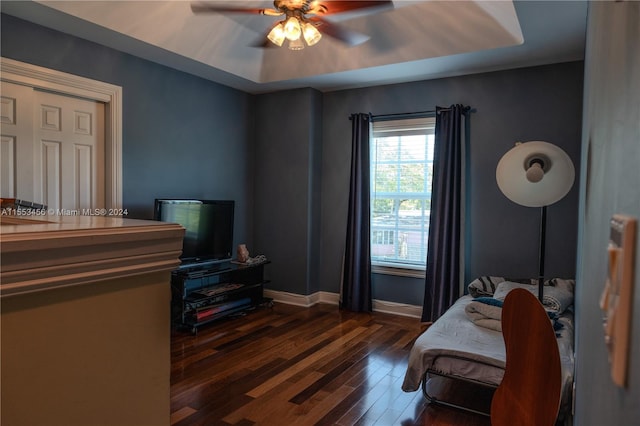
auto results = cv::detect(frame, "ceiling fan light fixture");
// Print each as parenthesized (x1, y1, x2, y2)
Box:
(302, 22, 322, 46)
(267, 23, 286, 46)
(190, 0, 392, 50)
(288, 37, 305, 50)
(283, 16, 302, 41)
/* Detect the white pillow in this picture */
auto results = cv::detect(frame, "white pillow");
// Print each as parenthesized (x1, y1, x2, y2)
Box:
(493, 280, 575, 313)
(493, 281, 538, 301)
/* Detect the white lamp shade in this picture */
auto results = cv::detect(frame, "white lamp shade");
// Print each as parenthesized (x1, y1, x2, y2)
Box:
(496, 141, 575, 207)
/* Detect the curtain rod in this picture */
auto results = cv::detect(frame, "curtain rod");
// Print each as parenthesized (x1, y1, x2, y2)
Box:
(349, 106, 476, 121)
(350, 105, 473, 121)
(371, 110, 436, 121)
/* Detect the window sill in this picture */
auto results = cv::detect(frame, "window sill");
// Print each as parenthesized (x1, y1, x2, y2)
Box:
(372, 264, 425, 279)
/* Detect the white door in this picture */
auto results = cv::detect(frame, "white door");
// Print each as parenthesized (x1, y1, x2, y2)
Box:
(1, 81, 105, 211)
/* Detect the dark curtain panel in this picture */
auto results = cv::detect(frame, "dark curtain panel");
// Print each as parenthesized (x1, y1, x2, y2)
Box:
(422, 105, 468, 322)
(341, 113, 372, 312)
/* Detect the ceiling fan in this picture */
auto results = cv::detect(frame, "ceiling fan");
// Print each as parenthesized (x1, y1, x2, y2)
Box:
(190, 0, 393, 50)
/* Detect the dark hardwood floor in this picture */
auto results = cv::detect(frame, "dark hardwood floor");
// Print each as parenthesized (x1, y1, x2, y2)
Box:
(170, 302, 492, 426)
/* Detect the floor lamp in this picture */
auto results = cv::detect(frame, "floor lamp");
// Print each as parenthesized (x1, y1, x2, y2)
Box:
(496, 141, 575, 302)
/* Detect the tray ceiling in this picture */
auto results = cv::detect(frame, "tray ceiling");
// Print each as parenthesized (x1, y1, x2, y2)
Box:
(1, 1, 588, 93)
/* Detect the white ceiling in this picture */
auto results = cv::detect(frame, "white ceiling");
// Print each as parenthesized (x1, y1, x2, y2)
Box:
(1, 0, 588, 94)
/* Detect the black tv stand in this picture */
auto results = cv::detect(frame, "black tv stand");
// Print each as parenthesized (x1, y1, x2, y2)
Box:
(177, 257, 231, 272)
(171, 260, 271, 334)
(182, 266, 232, 280)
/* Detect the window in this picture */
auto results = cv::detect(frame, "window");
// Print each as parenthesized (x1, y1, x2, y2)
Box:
(370, 116, 435, 273)
(372, 229, 395, 245)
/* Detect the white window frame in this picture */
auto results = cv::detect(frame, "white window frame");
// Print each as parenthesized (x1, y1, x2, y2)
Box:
(370, 116, 436, 278)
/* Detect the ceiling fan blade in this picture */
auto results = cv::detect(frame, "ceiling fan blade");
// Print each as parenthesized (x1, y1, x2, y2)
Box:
(190, 2, 282, 16)
(309, 17, 369, 46)
(315, 0, 393, 16)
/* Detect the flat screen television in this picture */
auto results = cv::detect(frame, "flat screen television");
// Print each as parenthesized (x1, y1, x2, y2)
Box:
(154, 199, 234, 266)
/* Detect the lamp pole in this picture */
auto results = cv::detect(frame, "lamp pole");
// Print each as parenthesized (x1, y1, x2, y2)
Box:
(537, 205, 547, 303)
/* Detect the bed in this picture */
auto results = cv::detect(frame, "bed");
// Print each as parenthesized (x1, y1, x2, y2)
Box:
(401, 277, 575, 420)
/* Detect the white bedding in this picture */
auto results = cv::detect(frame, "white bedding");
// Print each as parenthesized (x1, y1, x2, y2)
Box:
(464, 299, 503, 331)
(402, 295, 575, 410)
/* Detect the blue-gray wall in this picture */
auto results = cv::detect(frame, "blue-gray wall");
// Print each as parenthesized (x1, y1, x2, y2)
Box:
(575, 2, 640, 424)
(316, 62, 583, 305)
(253, 88, 323, 295)
(0, 14, 255, 249)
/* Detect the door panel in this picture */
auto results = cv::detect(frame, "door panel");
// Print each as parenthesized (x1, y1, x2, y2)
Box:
(75, 144, 93, 209)
(35, 90, 105, 211)
(1, 135, 16, 197)
(41, 140, 61, 210)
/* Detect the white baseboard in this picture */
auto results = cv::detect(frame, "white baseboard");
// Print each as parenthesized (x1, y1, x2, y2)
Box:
(372, 299, 423, 318)
(263, 289, 422, 318)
